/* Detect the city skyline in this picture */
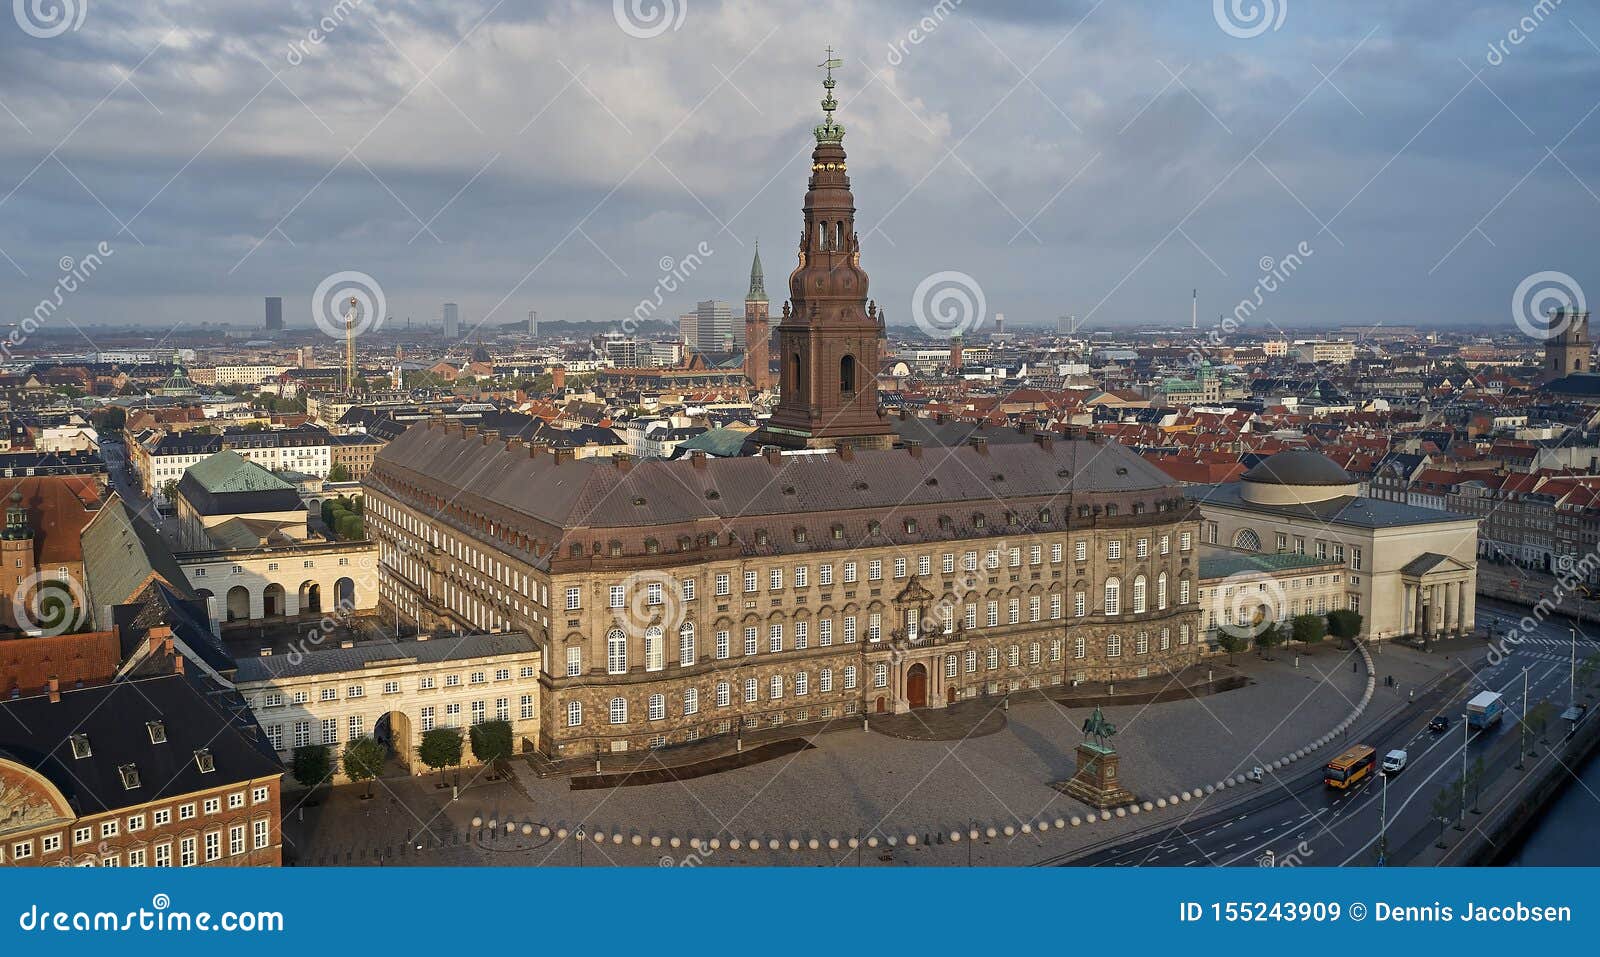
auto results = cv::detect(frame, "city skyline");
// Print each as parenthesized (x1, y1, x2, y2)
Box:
(1, 1, 1597, 336)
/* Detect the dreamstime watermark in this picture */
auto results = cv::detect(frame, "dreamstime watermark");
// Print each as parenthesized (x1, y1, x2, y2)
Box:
(285, 0, 365, 66)
(1511, 270, 1584, 342)
(11, 571, 88, 637)
(1485, 547, 1600, 667)
(616, 569, 686, 644)
(1187, 241, 1312, 366)
(310, 270, 386, 341)
(620, 242, 713, 337)
(1213, 0, 1286, 39)
(17, 894, 284, 934)
(5, 241, 114, 360)
(1257, 839, 1313, 866)
(13, 0, 86, 39)
(658, 841, 715, 867)
(911, 270, 986, 339)
(1212, 570, 1290, 641)
(1485, 0, 1564, 66)
(613, 0, 685, 39)
(885, 0, 964, 66)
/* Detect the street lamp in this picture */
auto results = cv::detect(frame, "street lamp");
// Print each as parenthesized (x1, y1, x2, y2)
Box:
(1376, 769, 1389, 866)
(1456, 709, 1469, 831)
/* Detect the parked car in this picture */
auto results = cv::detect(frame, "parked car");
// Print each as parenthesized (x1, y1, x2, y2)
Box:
(1428, 714, 1450, 734)
(1382, 749, 1408, 774)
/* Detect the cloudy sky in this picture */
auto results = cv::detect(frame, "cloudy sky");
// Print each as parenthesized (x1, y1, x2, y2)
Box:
(1, 0, 1597, 339)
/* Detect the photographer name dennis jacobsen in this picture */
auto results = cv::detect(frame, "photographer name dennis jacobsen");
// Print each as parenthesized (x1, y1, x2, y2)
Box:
(1375, 901, 1572, 923)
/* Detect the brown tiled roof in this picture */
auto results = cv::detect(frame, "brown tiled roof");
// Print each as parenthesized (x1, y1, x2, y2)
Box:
(0, 475, 100, 566)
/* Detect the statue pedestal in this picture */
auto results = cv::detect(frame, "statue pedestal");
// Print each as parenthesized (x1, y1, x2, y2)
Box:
(1052, 743, 1137, 809)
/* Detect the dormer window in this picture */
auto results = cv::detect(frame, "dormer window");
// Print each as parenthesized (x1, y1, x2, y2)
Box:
(193, 749, 215, 774)
(69, 734, 91, 759)
(146, 721, 167, 744)
(117, 763, 141, 790)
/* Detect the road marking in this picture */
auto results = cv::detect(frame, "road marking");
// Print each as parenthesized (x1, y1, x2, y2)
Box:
(1223, 843, 1237, 851)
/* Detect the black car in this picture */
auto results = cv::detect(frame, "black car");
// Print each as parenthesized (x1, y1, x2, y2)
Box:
(1428, 714, 1450, 734)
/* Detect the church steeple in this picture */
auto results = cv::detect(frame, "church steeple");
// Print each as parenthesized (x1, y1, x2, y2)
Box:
(746, 241, 767, 304)
(752, 51, 894, 451)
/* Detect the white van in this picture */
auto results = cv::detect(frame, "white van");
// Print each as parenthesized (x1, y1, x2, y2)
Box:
(1381, 749, 1407, 774)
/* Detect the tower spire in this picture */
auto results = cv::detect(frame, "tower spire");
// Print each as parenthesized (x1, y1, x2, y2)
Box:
(815, 46, 844, 145)
(747, 239, 767, 303)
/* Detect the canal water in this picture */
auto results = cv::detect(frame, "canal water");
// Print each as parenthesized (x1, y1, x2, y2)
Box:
(1506, 749, 1600, 865)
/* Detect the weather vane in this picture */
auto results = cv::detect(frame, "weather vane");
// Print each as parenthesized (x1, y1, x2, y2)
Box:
(814, 46, 845, 144)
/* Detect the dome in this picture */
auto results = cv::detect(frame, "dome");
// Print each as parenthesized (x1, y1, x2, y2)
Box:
(1242, 450, 1354, 486)
(1239, 450, 1360, 506)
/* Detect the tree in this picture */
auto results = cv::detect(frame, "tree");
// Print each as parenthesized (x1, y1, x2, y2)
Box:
(1431, 783, 1458, 847)
(342, 736, 386, 799)
(1528, 700, 1553, 748)
(291, 744, 332, 791)
(1254, 623, 1285, 660)
(159, 478, 180, 505)
(1466, 756, 1486, 813)
(1326, 609, 1362, 643)
(469, 720, 515, 777)
(1291, 613, 1327, 649)
(1216, 630, 1249, 664)
(327, 462, 352, 483)
(417, 728, 463, 788)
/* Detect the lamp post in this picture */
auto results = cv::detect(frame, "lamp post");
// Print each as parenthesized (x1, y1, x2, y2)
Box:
(1456, 710, 1469, 831)
(1570, 624, 1579, 709)
(1377, 769, 1389, 866)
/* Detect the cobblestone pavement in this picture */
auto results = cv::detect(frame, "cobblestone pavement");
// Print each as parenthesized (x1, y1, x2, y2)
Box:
(283, 640, 1478, 866)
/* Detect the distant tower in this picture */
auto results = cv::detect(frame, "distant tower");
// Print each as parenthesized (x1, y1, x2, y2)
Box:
(344, 298, 358, 396)
(443, 302, 460, 339)
(1, 491, 34, 630)
(527, 310, 539, 337)
(1192, 289, 1197, 331)
(993, 312, 1005, 337)
(264, 296, 283, 331)
(1546, 309, 1592, 379)
(950, 334, 963, 372)
(744, 241, 772, 391)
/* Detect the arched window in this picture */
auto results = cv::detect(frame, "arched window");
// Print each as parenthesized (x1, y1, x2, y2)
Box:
(1131, 575, 1147, 614)
(1106, 634, 1123, 657)
(608, 696, 627, 724)
(1104, 577, 1121, 616)
(1157, 572, 1169, 610)
(644, 626, 665, 672)
(1234, 528, 1262, 551)
(840, 354, 857, 394)
(790, 353, 801, 391)
(606, 628, 628, 674)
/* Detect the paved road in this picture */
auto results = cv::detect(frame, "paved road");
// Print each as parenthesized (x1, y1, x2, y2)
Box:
(100, 437, 174, 538)
(1049, 602, 1599, 867)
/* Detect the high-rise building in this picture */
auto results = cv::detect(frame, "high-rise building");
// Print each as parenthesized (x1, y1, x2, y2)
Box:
(264, 296, 283, 331)
(753, 60, 894, 451)
(443, 302, 460, 339)
(678, 313, 698, 350)
(694, 300, 739, 353)
(527, 310, 539, 337)
(743, 242, 772, 391)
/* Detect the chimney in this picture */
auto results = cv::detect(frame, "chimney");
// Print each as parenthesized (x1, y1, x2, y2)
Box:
(1033, 433, 1054, 451)
(905, 441, 923, 459)
(969, 437, 989, 455)
(761, 446, 783, 466)
(613, 454, 634, 473)
(481, 429, 498, 446)
(551, 447, 575, 466)
(552, 365, 567, 390)
(463, 425, 478, 440)
(690, 450, 707, 470)
(898, 410, 908, 421)
(172, 654, 185, 675)
(47, 675, 59, 704)
(837, 443, 855, 463)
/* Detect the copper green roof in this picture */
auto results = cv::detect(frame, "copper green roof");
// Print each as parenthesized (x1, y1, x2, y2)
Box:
(746, 241, 767, 302)
(184, 449, 294, 493)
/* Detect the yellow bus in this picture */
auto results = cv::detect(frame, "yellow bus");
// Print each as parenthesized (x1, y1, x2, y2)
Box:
(1324, 744, 1376, 789)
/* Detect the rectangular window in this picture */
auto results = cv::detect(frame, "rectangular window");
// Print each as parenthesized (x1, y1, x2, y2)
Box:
(1107, 540, 1122, 560)
(843, 562, 857, 584)
(819, 619, 833, 645)
(819, 564, 833, 586)
(521, 694, 534, 720)
(795, 672, 809, 696)
(744, 627, 758, 656)
(715, 630, 730, 659)
(566, 646, 582, 677)
(1074, 540, 1087, 563)
(868, 560, 882, 582)
(565, 587, 581, 610)
(893, 558, 907, 579)
(867, 613, 881, 642)
(843, 616, 857, 643)
(609, 585, 625, 608)
(770, 568, 783, 591)
(254, 819, 270, 850)
(943, 554, 956, 574)
(795, 620, 808, 649)
(745, 571, 758, 593)
(715, 573, 730, 596)
(768, 623, 783, 653)
(795, 566, 808, 588)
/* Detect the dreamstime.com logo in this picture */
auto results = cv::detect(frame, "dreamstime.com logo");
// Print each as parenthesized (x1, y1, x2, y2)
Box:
(613, 0, 685, 39)
(1213, 0, 1286, 39)
(11, 571, 87, 637)
(911, 270, 986, 339)
(1212, 570, 1289, 641)
(310, 270, 385, 341)
(14, 0, 87, 38)
(1511, 270, 1585, 342)
(616, 569, 685, 642)
(17, 893, 285, 934)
